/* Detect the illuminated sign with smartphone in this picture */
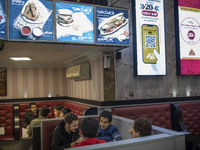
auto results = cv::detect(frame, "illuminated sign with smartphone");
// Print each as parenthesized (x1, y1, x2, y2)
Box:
(175, 0, 200, 75)
(134, 0, 166, 75)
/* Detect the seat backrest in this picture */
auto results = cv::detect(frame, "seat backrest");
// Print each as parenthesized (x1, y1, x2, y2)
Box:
(63, 101, 89, 116)
(0, 104, 14, 141)
(112, 104, 172, 129)
(32, 126, 41, 150)
(41, 119, 63, 150)
(178, 101, 200, 135)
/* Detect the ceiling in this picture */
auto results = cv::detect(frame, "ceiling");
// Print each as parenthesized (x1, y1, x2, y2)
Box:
(0, 41, 125, 68)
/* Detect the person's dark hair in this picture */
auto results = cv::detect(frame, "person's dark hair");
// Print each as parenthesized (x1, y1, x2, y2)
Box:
(81, 117, 98, 138)
(64, 113, 78, 125)
(100, 111, 112, 123)
(54, 104, 64, 111)
(133, 118, 152, 137)
(29, 102, 37, 108)
(40, 106, 50, 117)
(62, 108, 71, 115)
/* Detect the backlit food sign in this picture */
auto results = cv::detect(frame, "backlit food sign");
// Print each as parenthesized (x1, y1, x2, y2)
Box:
(96, 7, 129, 45)
(0, 0, 6, 39)
(176, 0, 200, 75)
(56, 2, 94, 43)
(9, 0, 53, 41)
(135, 0, 166, 75)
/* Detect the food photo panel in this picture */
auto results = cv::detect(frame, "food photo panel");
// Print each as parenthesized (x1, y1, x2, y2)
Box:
(0, 0, 6, 39)
(96, 7, 129, 45)
(56, 2, 94, 43)
(9, 0, 53, 41)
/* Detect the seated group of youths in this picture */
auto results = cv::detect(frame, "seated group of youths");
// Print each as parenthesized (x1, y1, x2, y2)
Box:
(21, 103, 71, 137)
(21, 102, 152, 149)
(51, 111, 152, 150)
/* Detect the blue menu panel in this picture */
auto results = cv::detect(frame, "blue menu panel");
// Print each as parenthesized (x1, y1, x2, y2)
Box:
(9, 0, 53, 41)
(96, 7, 129, 45)
(0, 0, 6, 39)
(56, 2, 94, 43)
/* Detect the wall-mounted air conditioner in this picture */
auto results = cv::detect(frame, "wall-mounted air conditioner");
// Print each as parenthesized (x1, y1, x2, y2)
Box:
(66, 63, 90, 80)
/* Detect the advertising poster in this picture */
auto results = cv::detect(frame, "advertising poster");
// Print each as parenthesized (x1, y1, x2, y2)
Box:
(0, 68, 7, 96)
(56, 2, 94, 43)
(178, 0, 200, 75)
(96, 7, 129, 45)
(135, 0, 166, 75)
(0, 0, 6, 39)
(9, 0, 53, 41)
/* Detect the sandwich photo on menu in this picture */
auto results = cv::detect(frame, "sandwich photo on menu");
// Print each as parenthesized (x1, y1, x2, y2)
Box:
(98, 13, 127, 36)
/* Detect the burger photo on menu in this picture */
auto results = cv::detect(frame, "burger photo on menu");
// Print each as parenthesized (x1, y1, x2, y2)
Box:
(56, 9, 74, 27)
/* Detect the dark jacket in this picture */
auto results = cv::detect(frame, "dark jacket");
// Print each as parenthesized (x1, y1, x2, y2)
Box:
(96, 124, 122, 142)
(51, 120, 80, 150)
(21, 110, 39, 128)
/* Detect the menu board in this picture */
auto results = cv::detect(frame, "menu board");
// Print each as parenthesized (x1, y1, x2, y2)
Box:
(96, 7, 129, 45)
(9, 0, 53, 41)
(0, 0, 6, 39)
(135, 0, 166, 75)
(56, 2, 94, 43)
(177, 0, 200, 75)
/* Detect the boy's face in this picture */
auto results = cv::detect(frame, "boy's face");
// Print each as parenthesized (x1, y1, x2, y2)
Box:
(100, 117, 110, 130)
(129, 128, 140, 138)
(54, 109, 61, 118)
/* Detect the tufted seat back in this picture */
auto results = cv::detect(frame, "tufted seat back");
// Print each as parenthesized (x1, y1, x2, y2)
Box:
(178, 101, 200, 135)
(64, 101, 89, 116)
(112, 104, 172, 129)
(0, 104, 14, 141)
(19, 100, 90, 137)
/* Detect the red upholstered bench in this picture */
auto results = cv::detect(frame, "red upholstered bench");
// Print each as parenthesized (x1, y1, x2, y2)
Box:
(178, 101, 200, 135)
(19, 100, 90, 137)
(0, 104, 15, 141)
(112, 104, 172, 130)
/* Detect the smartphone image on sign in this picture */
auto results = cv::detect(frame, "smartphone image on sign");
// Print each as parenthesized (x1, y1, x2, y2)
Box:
(142, 24, 159, 64)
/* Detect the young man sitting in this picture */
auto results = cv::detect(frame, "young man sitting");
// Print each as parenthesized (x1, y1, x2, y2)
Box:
(71, 117, 106, 148)
(96, 111, 122, 142)
(51, 113, 81, 150)
(129, 118, 152, 138)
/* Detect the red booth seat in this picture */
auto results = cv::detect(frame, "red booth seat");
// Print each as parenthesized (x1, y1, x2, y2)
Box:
(19, 100, 90, 137)
(178, 101, 200, 135)
(112, 104, 172, 130)
(0, 104, 14, 141)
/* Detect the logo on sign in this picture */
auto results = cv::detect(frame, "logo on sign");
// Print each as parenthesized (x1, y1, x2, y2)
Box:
(187, 30, 195, 40)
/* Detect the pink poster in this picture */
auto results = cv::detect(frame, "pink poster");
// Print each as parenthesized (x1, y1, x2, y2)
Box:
(178, 0, 200, 9)
(178, 0, 200, 75)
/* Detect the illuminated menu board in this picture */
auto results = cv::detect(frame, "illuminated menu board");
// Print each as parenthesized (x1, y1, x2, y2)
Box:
(176, 0, 200, 75)
(56, 2, 94, 43)
(9, 0, 53, 41)
(135, 0, 166, 75)
(0, 0, 6, 39)
(96, 7, 129, 45)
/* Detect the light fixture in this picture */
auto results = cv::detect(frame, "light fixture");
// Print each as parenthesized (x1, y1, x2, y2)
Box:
(10, 57, 32, 61)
